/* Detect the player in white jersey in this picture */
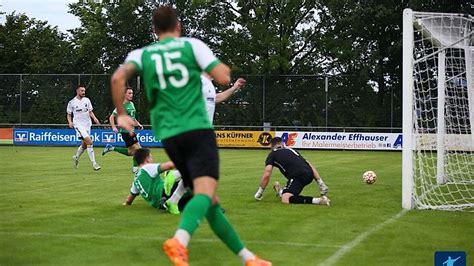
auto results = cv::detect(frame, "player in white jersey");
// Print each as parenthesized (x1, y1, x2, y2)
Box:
(201, 74, 246, 123)
(66, 86, 101, 171)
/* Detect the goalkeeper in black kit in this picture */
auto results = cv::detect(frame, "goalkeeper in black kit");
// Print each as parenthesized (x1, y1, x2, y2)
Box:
(254, 137, 330, 205)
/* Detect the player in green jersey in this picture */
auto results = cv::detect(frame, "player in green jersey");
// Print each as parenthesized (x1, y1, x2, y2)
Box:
(123, 148, 182, 208)
(110, 5, 270, 266)
(124, 167, 190, 214)
(102, 87, 144, 173)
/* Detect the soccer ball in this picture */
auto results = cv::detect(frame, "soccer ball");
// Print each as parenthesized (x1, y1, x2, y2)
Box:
(363, 170, 377, 184)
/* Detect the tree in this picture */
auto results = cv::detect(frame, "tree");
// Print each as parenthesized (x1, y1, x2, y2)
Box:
(0, 13, 74, 74)
(68, 1, 156, 73)
(2, 1, 471, 126)
(315, 0, 472, 128)
(171, 1, 329, 125)
(0, 13, 75, 123)
(179, 1, 325, 75)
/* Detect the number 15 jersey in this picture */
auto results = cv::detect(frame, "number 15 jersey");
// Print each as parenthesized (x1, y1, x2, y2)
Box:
(125, 37, 220, 140)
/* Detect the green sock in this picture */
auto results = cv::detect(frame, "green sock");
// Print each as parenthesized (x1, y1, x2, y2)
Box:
(206, 203, 244, 254)
(178, 194, 211, 235)
(113, 147, 130, 156)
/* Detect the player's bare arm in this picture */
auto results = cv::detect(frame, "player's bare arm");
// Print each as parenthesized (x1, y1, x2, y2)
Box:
(208, 63, 231, 86)
(160, 161, 176, 172)
(306, 160, 329, 195)
(254, 165, 273, 200)
(259, 165, 273, 189)
(134, 119, 144, 130)
(66, 113, 73, 128)
(89, 111, 100, 124)
(109, 113, 118, 132)
(111, 63, 136, 132)
(215, 78, 246, 104)
(306, 160, 321, 180)
(123, 194, 137, 205)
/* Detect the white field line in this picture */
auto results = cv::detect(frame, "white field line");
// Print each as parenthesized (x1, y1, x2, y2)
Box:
(0, 231, 342, 249)
(318, 209, 408, 266)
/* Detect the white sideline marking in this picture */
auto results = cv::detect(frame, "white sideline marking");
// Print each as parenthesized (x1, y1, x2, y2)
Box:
(0, 231, 341, 249)
(319, 209, 408, 266)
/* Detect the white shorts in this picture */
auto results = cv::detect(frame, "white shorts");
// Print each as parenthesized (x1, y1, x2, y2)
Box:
(74, 126, 91, 140)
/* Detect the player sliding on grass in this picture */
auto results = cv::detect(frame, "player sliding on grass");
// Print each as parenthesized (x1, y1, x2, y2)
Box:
(123, 148, 184, 209)
(110, 5, 270, 266)
(102, 87, 144, 173)
(67, 86, 101, 171)
(254, 137, 330, 205)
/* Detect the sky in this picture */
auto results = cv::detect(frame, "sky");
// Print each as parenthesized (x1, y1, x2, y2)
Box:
(0, 0, 81, 33)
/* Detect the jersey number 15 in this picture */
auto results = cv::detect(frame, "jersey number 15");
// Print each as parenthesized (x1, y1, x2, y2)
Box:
(151, 52, 189, 89)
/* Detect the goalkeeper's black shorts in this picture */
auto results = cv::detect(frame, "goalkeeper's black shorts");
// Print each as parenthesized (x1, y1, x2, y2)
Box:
(282, 175, 313, 195)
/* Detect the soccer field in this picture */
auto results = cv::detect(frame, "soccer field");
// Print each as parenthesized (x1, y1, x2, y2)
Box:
(0, 146, 472, 266)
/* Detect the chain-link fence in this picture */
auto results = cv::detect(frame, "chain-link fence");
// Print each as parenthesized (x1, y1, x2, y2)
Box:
(0, 74, 139, 126)
(0, 74, 401, 132)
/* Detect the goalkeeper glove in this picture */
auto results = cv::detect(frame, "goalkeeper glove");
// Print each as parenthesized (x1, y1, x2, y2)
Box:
(254, 187, 265, 201)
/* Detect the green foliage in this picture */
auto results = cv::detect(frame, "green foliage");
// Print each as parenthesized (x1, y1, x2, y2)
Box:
(68, 1, 155, 73)
(0, 14, 75, 123)
(0, 13, 73, 74)
(0, 1, 471, 127)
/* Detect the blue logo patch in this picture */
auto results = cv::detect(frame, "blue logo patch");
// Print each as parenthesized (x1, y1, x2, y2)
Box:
(393, 134, 403, 149)
(435, 251, 466, 266)
(101, 132, 116, 143)
(14, 131, 29, 142)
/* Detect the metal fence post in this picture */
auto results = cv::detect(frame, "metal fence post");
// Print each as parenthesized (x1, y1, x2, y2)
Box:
(325, 76, 328, 130)
(137, 75, 141, 117)
(19, 74, 23, 125)
(137, 76, 140, 92)
(390, 86, 394, 132)
(262, 75, 266, 123)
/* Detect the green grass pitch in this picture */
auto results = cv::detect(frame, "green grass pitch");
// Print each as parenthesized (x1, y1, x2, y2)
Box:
(0, 146, 472, 265)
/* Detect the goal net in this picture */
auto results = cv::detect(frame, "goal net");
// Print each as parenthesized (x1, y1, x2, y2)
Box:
(402, 9, 474, 211)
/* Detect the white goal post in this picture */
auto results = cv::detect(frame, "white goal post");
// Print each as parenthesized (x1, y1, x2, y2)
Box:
(402, 9, 474, 211)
